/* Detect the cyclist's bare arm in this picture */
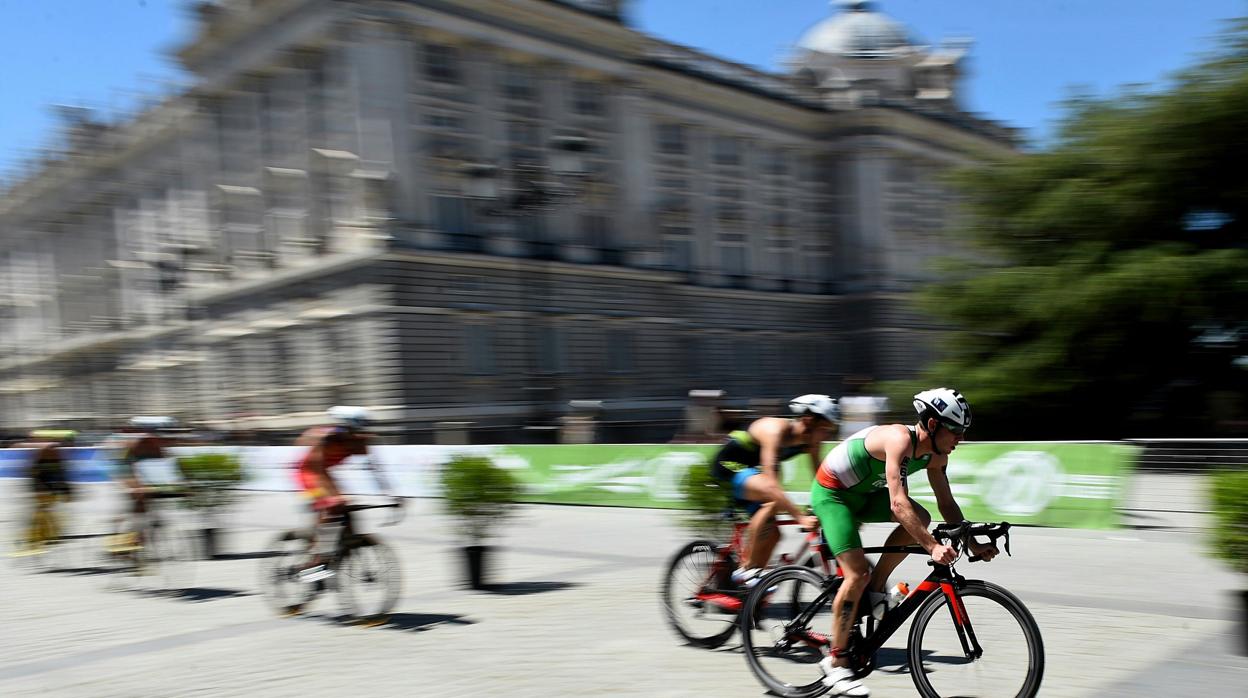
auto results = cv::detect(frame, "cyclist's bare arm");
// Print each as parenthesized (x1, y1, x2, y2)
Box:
(882, 427, 940, 552)
(359, 439, 396, 496)
(929, 462, 998, 560)
(926, 459, 966, 524)
(752, 418, 809, 523)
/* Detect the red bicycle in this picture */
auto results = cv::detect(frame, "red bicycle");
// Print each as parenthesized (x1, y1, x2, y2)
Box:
(662, 512, 833, 648)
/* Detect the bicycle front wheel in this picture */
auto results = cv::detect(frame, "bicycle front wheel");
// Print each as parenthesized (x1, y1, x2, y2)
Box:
(740, 565, 837, 698)
(907, 580, 1044, 698)
(337, 535, 401, 623)
(661, 540, 739, 649)
(145, 519, 196, 591)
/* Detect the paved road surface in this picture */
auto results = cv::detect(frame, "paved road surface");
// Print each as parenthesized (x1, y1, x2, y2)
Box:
(1, 482, 1244, 697)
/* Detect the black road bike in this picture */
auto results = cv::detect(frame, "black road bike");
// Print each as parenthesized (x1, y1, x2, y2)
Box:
(261, 501, 403, 624)
(740, 521, 1044, 698)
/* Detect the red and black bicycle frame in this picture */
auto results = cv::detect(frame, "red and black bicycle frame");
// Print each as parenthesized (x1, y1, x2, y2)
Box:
(781, 546, 983, 667)
(849, 560, 983, 665)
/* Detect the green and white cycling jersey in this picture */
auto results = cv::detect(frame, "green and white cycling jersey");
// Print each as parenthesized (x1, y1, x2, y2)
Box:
(815, 425, 931, 493)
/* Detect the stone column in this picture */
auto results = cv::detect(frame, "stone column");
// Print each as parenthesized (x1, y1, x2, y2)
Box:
(613, 79, 657, 266)
(847, 137, 889, 290)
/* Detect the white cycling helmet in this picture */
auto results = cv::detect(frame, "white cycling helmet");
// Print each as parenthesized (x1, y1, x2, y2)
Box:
(128, 416, 178, 434)
(913, 388, 972, 433)
(789, 394, 840, 423)
(327, 405, 371, 429)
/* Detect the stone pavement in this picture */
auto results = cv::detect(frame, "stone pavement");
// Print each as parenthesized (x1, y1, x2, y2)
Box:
(1, 482, 1245, 697)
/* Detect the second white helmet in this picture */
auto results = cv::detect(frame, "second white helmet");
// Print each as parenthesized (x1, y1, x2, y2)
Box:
(789, 394, 840, 423)
(327, 405, 371, 429)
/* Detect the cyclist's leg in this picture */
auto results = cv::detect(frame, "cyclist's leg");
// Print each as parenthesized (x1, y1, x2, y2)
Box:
(299, 468, 345, 567)
(811, 484, 873, 658)
(732, 468, 780, 570)
(869, 495, 930, 594)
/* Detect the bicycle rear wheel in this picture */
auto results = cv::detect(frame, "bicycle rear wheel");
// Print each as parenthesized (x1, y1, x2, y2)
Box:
(259, 529, 320, 616)
(661, 540, 740, 649)
(740, 565, 836, 698)
(907, 580, 1044, 698)
(337, 535, 401, 623)
(145, 518, 196, 591)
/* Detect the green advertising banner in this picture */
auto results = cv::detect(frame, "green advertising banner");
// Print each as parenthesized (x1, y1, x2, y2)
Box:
(486, 442, 1140, 529)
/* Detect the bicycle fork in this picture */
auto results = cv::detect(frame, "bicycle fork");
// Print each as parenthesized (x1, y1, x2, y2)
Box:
(940, 582, 984, 661)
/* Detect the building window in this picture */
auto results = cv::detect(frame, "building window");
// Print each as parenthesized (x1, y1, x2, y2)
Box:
(426, 112, 465, 130)
(716, 201, 745, 225)
(433, 195, 470, 234)
(506, 120, 542, 148)
(535, 325, 565, 374)
(501, 64, 537, 102)
(661, 225, 692, 271)
(425, 43, 461, 84)
(465, 324, 496, 375)
(767, 149, 789, 176)
(655, 123, 686, 155)
(721, 245, 747, 276)
(713, 135, 741, 166)
(606, 328, 634, 373)
(581, 213, 611, 248)
(571, 80, 605, 116)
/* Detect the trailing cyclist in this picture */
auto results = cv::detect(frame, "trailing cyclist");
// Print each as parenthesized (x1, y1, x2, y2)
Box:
(709, 394, 836, 590)
(810, 387, 999, 697)
(292, 406, 401, 584)
(12, 429, 76, 553)
(110, 416, 184, 550)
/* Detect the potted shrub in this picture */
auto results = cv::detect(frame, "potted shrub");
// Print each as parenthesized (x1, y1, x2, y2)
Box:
(177, 452, 245, 559)
(439, 454, 523, 589)
(1209, 468, 1248, 655)
(678, 457, 734, 540)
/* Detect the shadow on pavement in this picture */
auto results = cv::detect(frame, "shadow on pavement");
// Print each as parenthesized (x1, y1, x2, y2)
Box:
(207, 551, 283, 561)
(50, 565, 114, 576)
(872, 647, 911, 674)
(479, 581, 580, 596)
(377, 613, 476, 633)
(126, 586, 255, 602)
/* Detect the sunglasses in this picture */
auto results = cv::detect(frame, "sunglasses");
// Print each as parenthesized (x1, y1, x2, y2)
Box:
(940, 421, 968, 435)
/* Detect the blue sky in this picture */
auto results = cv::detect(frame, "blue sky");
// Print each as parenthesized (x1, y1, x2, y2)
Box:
(1, 0, 1245, 176)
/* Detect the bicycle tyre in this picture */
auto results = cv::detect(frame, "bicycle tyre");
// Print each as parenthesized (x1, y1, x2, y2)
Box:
(739, 565, 836, 698)
(907, 579, 1044, 698)
(146, 517, 196, 591)
(259, 529, 320, 616)
(661, 539, 739, 649)
(337, 534, 401, 623)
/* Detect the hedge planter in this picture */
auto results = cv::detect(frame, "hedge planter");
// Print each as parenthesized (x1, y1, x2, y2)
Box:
(440, 455, 521, 589)
(464, 544, 491, 590)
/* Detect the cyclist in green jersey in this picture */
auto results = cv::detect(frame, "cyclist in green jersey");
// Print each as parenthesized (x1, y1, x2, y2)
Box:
(709, 394, 837, 589)
(811, 388, 998, 697)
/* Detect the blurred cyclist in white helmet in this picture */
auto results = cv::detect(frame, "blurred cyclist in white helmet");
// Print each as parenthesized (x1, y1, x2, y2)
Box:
(708, 394, 839, 593)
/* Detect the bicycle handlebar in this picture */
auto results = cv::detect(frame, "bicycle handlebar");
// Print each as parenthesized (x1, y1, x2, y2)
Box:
(344, 503, 401, 511)
(932, 521, 1012, 563)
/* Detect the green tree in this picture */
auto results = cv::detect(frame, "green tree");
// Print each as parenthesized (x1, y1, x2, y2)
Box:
(912, 21, 1248, 439)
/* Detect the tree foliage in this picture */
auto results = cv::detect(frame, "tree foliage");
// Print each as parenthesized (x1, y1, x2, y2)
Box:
(912, 21, 1248, 439)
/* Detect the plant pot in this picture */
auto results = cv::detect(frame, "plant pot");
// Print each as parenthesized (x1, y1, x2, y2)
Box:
(464, 545, 491, 590)
(1240, 589, 1248, 656)
(201, 527, 219, 560)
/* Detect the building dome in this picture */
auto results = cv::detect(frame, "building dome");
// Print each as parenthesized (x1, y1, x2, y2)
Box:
(797, 1, 914, 59)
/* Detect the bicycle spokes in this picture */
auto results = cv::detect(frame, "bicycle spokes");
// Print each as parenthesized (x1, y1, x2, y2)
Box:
(909, 581, 1043, 698)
